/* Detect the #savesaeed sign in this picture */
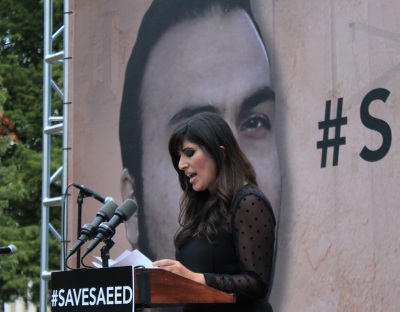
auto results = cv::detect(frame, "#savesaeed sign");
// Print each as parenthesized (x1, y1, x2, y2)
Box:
(51, 266, 134, 312)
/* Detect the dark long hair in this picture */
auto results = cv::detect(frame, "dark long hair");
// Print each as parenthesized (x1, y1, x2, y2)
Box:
(169, 112, 257, 249)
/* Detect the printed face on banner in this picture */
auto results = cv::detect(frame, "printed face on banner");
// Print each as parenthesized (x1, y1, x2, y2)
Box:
(122, 9, 281, 259)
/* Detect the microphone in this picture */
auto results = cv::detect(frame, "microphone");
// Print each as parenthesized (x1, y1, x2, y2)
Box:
(72, 183, 113, 204)
(0, 245, 17, 255)
(82, 199, 138, 258)
(66, 200, 119, 259)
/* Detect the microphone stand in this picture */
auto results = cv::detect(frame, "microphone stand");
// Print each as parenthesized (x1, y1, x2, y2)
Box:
(76, 192, 84, 268)
(101, 238, 115, 268)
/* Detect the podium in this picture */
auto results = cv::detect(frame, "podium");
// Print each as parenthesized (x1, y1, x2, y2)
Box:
(51, 266, 235, 311)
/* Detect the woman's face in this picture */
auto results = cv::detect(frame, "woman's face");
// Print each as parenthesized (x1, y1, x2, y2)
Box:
(177, 139, 217, 193)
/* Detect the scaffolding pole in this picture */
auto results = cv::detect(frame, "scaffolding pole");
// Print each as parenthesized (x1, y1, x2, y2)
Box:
(40, 0, 70, 311)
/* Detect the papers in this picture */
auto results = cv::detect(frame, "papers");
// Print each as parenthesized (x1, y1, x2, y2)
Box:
(92, 249, 157, 268)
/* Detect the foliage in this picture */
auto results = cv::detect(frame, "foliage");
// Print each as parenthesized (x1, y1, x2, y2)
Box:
(0, 218, 60, 305)
(0, 0, 64, 306)
(1, 81, 17, 161)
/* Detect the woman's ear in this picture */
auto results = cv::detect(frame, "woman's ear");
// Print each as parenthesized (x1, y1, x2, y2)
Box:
(220, 145, 226, 159)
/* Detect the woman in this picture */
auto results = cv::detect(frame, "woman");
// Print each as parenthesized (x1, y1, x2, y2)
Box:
(153, 112, 276, 312)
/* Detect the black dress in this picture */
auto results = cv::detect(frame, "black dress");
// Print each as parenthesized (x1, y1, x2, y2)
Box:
(176, 184, 276, 312)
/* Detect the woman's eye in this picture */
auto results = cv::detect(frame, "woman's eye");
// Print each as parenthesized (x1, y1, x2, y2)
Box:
(186, 150, 195, 157)
(240, 114, 271, 133)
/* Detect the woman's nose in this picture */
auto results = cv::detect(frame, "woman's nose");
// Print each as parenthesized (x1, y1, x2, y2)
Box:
(178, 157, 187, 170)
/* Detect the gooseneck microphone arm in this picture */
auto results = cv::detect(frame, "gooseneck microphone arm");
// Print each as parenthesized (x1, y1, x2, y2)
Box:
(71, 183, 113, 204)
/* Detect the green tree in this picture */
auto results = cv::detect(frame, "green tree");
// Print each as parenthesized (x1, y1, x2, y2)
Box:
(0, 0, 63, 307)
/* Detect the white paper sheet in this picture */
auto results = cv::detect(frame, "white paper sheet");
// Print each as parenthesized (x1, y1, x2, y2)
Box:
(92, 249, 157, 268)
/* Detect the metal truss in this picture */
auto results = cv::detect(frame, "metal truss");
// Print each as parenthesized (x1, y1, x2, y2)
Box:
(40, 0, 70, 311)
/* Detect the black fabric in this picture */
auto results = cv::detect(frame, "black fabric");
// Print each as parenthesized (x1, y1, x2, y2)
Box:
(176, 184, 275, 312)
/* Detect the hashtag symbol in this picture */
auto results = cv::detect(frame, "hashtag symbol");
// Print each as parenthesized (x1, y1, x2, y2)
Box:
(317, 98, 348, 168)
(51, 290, 58, 307)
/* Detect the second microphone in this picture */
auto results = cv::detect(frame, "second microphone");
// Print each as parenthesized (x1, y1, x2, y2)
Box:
(82, 199, 138, 259)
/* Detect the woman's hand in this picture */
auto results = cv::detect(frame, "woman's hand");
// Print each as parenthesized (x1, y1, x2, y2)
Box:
(152, 259, 206, 285)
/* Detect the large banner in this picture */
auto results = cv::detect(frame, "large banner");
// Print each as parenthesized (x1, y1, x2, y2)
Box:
(67, 0, 400, 310)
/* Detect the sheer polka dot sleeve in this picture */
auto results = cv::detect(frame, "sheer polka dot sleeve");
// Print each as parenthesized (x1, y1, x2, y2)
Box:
(204, 186, 276, 302)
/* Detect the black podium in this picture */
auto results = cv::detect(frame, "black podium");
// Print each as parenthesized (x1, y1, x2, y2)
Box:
(51, 266, 235, 311)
